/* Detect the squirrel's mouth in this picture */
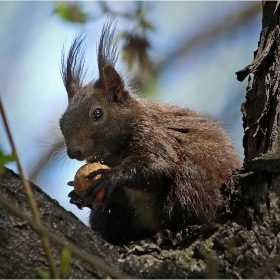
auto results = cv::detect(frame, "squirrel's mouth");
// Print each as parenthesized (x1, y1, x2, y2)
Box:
(86, 153, 101, 164)
(86, 156, 97, 163)
(86, 152, 108, 165)
(86, 151, 120, 167)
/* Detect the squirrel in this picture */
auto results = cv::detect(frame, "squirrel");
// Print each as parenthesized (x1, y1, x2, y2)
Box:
(59, 21, 242, 245)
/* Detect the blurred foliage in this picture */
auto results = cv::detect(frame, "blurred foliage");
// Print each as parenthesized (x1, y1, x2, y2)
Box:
(60, 247, 72, 278)
(122, 33, 151, 79)
(54, 3, 90, 24)
(37, 247, 72, 279)
(38, 268, 51, 279)
(38, 268, 50, 279)
(0, 150, 16, 171)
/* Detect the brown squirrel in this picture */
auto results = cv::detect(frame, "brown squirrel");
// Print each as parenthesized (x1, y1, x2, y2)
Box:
(60, 21, 242, 245)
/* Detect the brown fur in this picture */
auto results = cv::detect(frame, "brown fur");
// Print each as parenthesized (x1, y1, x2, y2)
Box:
(60, 21, 241, 245)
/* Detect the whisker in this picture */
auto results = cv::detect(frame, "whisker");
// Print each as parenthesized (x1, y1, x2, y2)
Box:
(29, 143, 67, 183)
(29, 136, 65, 149)
(36, 148, 66, 180)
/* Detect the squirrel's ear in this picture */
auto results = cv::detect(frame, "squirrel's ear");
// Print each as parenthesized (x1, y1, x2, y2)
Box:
(101, 64, 127, 101)
(66, 81, 79, 100)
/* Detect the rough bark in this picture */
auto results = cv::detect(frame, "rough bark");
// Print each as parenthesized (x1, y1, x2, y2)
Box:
(1, 1, 280, 279)
(0, 168, 123, 279)
(237, 1, 280, 164)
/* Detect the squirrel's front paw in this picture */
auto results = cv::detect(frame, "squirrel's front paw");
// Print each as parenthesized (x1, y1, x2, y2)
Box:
(68, 190, 85, 209)
(80, 168, 114, 206)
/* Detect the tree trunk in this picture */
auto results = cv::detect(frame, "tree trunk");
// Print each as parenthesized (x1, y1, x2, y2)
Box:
(237, 2, 280, 166)
(1, 1, 280, 279)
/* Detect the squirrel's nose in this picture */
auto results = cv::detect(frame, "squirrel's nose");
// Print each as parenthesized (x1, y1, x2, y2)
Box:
(67, 147, 83, 160)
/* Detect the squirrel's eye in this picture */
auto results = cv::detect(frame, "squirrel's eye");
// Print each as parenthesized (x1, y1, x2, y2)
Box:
(92, 108, 103, 120)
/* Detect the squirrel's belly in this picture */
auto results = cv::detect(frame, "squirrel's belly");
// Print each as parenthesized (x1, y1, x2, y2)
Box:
(124, 188, 160, 233)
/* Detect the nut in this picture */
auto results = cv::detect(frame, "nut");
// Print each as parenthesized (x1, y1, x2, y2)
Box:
(73, 162, 109, 205)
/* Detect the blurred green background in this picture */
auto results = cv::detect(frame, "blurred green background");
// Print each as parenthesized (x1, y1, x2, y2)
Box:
(0, 1, 262, 224)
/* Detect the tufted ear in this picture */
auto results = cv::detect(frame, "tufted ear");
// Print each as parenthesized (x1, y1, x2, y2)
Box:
(96, 21, 128, 101)
(101, 64, 126, 99)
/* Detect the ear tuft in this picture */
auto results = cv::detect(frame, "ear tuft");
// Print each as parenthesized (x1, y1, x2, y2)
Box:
(97, 20, 118, 77)
(96, 20, 128, 101)
(61, 34, 87, 100)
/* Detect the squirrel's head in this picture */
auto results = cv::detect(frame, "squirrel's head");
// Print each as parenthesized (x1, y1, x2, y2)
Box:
(60, 21, 134, 166)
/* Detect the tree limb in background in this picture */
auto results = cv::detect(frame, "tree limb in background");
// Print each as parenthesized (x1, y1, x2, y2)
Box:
(154, 2, 261, 76)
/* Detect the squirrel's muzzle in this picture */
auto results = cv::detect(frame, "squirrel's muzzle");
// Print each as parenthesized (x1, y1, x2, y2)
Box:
(67, 146, 84, 161)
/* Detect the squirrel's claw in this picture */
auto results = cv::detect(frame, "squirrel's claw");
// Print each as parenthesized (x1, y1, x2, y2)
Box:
(83, 168, 109, 180)
(80, 174, 113, 206)
(68, 190, 93, 210)
(68, 190, 84, 209)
